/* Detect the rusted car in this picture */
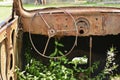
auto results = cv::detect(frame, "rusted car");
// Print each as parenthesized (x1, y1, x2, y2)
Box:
(0, 0, 120, 80)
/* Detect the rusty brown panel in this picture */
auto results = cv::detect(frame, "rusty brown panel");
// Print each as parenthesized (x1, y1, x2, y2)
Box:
(75, 14, 103, 36)
(0, 40, 7, 80)
(6, 34, 15, 80)
(0, 17, 17, 80)
(6, 21, 17, 80)
(0, 18, 17, 43)
(0, 30, 7, 43)
(13, 30, 23, 70)
(20, 10, 120, 37)
(103, 13, 120, 35)
(13, 0, 120, 37)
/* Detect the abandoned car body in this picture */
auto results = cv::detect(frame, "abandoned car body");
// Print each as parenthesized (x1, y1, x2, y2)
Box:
(0, 0, 120, 80)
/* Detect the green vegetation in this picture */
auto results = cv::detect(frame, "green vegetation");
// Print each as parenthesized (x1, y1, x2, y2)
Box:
(1, 2, 120, 21)
(15, 40, 119, 80)
(22, 3, 120, 10)
(111, 75, 120, 80)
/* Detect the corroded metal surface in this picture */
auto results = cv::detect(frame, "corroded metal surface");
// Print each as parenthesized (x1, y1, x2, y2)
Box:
(0, 18, 17, 80)
(0, 0, 120, 79)
(13, 0, 120, 36)
(25, 9, 120, 36)
(12, 0, 120, 58)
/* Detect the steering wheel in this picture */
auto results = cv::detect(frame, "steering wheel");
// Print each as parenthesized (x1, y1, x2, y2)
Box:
(29, 7, 78, 58)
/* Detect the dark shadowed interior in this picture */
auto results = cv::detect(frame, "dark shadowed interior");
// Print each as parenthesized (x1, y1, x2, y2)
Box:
(22, 33, 120, 77)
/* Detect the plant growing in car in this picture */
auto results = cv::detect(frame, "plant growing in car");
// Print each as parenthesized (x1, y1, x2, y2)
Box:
(15, 40, 119, 80)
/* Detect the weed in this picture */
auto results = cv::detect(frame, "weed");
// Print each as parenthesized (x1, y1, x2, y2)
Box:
(15, 41, 118, 80)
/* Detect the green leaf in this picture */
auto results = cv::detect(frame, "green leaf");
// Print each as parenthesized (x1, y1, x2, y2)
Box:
(55, 41, 64, 47)
(50, 48, 58, 57)
(58, 51, 64, 56)
(57, 43, 64, 47)
(55, 41, 59, 45)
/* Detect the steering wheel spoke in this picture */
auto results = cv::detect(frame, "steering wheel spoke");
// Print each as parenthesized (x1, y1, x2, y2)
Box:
(43, 37, 51, 55)
(56, 29, 76, 32)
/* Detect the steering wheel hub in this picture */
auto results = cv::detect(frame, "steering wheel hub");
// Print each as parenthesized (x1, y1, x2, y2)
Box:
(48, 28, 56, 37)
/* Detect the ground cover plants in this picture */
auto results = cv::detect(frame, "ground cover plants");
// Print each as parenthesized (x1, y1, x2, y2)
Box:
(15, 40, 119, 80)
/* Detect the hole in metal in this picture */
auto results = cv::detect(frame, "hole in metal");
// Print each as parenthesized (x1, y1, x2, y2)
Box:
(10, 54, 13, 70)
(96, 18, 98, 21)
(79, 29, 84, 34)
(11, 30, 15, 45)
(10, 76, 13, 80)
